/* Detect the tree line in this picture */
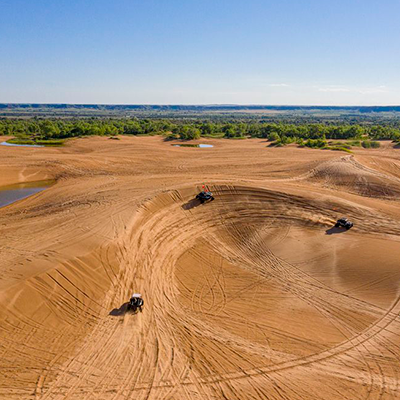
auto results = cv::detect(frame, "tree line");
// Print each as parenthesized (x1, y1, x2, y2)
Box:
(1, 118, 400, 142)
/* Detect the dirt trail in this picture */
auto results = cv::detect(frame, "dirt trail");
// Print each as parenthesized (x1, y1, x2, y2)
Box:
(0, 137, 399, 399)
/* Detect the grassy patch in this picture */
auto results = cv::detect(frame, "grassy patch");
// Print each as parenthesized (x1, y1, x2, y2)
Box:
(346, 140, 362, 147)
(267, 141, 284, 147)
(328, 141, 342, 146)
(7, 138, 36, 145)
(303, 138, 327, 148)
(202, 133, 225, 138)
(6, 137, 65, 146)
(362, 140, 381, 148)
(325, 146, 353, 153)
(35, 139, 65, 146)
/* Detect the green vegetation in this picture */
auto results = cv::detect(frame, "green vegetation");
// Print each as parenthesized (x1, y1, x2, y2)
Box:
(326, 146, 353, 153)
(169, 125, 201, 140)
(346, 140, 362, 147)
(5, 137, 65, 147)
(35, 139, 65, 146)
(361, 140, 381, 148)
(7, 138, 36, 145)
(0, 118, 398, 150)
(303, 138, 327, 148)
(296, 138, 352, 153)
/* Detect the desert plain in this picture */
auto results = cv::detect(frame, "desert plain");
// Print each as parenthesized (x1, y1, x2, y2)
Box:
(1, 136, 400, 400)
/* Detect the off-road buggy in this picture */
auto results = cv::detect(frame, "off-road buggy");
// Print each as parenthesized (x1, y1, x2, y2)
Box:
(127, 294, 144, 312)
(335, 218, 353, 230)
(196, 186, 214, 204)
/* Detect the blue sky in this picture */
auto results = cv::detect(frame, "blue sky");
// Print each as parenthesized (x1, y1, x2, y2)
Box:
(1, 0, 399, 105)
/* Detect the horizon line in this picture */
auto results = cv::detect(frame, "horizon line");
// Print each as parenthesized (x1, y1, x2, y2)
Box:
(2, 103, 400, 108)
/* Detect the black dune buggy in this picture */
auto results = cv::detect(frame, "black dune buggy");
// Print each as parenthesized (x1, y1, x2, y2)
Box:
(196, 190, 214, 204)
(335, 218, 353, 230)
(127, 294, 144, 312)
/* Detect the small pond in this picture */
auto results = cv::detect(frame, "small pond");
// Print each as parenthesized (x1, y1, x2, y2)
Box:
(0, 180, 54, 209)
(1, 141, 44, 148)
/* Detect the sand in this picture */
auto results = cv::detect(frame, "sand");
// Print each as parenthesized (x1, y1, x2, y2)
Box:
(0, 136, 399, 400)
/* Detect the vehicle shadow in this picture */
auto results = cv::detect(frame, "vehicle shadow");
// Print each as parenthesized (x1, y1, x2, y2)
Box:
(325, 227, 346, 235)
(109, 302, 130, 316)
(182, 198, 202, 210)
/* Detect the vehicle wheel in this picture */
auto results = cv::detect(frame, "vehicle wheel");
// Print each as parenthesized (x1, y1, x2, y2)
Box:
(335, 223, 339, 228)
(210, 196, 215, 201)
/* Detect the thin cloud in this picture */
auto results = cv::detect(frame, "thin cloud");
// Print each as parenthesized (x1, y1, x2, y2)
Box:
(269, 83, 290, 87)
(317, 85, 389, 94)
(358, 86, 388, 94)
(318, 86, 350, 93)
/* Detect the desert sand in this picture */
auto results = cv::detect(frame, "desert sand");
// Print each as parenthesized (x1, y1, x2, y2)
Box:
(0, 136, 400, 400)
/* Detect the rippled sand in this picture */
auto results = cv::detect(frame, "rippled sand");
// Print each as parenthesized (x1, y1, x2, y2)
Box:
(1, 136, 400, 400)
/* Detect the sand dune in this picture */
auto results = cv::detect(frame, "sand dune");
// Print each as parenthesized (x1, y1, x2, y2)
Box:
(0, 137, 399, 399)
(295, 155, 400, 198)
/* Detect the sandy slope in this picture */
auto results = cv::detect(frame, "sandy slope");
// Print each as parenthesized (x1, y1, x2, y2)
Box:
(0, 137, 399, 400)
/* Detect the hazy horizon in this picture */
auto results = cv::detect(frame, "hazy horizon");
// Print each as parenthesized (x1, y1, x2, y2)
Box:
(2, 103, 400, 108)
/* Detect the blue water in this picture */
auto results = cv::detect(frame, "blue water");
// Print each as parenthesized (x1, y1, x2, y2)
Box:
(0, 183, 50, 208)
(1, 141, 44, 148)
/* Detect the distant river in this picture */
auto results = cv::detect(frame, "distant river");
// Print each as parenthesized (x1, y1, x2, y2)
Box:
(0, 181, 53, 208)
